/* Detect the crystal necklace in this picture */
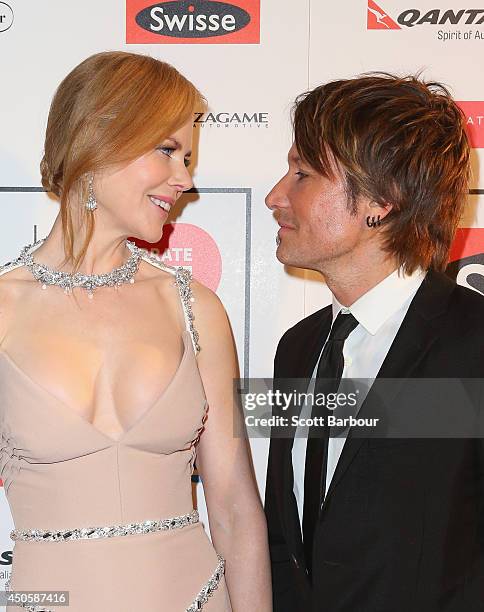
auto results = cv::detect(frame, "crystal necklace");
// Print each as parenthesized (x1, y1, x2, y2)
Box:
(18, 237, 144, 299)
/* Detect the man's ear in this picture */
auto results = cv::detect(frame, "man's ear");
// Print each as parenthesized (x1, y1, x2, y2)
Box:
(368, 200, 393, 221)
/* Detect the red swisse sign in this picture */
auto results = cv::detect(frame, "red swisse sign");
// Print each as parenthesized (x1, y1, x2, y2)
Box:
(457, 102, 484, 148)
(126, 0, 260, 44)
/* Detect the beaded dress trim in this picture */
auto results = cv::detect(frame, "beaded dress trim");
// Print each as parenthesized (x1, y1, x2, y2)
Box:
(10, 509, 200, 542)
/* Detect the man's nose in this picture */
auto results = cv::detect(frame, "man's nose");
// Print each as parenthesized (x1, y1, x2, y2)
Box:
(265, 177, 288, 210)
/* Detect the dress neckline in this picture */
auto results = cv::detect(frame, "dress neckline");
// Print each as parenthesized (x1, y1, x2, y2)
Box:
(0, 329, 193, 444)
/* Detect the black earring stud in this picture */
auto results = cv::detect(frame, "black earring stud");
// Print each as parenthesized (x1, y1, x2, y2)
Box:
(366, 215, 381, 228)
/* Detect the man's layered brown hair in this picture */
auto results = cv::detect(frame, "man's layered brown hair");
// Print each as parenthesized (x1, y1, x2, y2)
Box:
(293, 73, 471, 273)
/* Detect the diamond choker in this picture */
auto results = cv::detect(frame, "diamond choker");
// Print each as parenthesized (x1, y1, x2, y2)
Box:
(17, 237, 144, 299)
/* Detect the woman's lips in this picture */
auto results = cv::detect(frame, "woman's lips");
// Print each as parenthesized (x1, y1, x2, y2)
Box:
(148, 195, 173, 212)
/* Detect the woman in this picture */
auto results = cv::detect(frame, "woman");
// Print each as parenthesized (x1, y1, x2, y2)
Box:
(0, 51, 271, 611)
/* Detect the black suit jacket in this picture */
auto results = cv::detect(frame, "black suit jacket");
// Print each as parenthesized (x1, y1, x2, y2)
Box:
(264, 270, 484, 612)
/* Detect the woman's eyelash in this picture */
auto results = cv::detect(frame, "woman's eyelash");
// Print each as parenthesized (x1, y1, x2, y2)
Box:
(157, 146, 175, 156)
(157, 146, 191, 167)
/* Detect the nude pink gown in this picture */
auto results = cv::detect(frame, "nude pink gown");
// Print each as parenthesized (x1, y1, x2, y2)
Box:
(0, 246, 232, 611)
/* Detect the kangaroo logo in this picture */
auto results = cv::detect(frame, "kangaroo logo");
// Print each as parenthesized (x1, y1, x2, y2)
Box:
(367, 0, 400, 29)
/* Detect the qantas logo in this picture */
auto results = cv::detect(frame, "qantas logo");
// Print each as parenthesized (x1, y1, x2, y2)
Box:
(367, 1, 400, 29)
(368, 2, 484, 29)
(127, 1, 260, 44)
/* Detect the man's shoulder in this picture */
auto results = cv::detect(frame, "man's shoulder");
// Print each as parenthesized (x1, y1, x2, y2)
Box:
(418, 272, 484, 375)
(417, 269, 484, 332)
(278, 304, 332, 349)
(448, 281, 484, 320)
(445, 282, 484, 349)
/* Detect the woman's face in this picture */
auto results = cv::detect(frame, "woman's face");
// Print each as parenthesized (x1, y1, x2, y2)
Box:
(93, 119, 194, 243)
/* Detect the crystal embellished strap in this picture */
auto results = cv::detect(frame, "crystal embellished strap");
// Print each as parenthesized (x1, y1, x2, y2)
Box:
(174, 266, 200, 354)
(10, 509, 199, 542)
(186, 554, 226, 612)
(138, 248, 200, 354)
(0, 255, 27, 277)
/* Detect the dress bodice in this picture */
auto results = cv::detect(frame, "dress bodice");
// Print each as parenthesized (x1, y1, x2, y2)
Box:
(0, 244, 206, 531)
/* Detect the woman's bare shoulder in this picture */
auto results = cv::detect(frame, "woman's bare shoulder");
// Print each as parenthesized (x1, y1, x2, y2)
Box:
(191, 279, 226, 318)
(190, 279, 235, 352)
(0, 266, 32, 343)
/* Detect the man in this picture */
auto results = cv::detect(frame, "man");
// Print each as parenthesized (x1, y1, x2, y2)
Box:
(264, 74, 484, 612)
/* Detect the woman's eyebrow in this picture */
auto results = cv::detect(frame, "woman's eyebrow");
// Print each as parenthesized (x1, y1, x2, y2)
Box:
(165, 137, 192, 157)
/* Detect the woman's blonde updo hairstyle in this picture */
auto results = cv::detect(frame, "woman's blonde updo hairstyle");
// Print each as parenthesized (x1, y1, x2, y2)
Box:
(40, 51, 204, 274)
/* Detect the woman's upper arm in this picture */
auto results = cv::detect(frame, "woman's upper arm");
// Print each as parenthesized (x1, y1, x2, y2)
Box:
(191, 281, 262, 521)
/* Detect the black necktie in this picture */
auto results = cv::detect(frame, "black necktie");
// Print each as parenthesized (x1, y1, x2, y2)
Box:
(302, 311, 359, 579)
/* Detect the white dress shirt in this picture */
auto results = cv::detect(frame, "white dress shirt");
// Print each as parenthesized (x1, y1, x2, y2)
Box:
(292, 267, 426, 537)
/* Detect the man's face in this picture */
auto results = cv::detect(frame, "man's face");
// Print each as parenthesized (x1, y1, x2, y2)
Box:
(265, 143, 369, 272)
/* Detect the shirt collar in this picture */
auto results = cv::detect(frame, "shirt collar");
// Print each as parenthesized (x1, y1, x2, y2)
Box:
(331, 267, 426, 335)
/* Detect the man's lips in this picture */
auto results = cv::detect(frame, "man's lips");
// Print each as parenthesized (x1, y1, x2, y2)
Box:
(274, 215, 296, 230)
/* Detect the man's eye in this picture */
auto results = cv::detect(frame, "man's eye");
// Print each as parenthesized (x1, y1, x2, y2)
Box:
(295, 171, 308, 179)
(184, 158, 191, 168)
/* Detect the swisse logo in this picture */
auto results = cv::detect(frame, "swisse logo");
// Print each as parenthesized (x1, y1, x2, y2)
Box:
(194, 111, 269, 128)
(127, 1, 260, 44)
(137, 1, 249, 37)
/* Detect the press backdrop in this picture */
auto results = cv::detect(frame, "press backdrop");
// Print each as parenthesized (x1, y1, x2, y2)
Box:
(0, 0, 483, 590)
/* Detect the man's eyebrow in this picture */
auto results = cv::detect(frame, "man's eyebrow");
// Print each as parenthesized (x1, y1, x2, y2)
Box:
(288, 153, 302, 164)
(165, 137, 192, 157)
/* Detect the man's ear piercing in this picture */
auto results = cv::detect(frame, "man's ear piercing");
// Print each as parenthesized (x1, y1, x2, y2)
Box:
(366, 215, 381, 228)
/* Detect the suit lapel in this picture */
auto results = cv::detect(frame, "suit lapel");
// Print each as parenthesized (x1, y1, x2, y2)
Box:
(279, 306, 333, 573)
(323, 270, 456, 502)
